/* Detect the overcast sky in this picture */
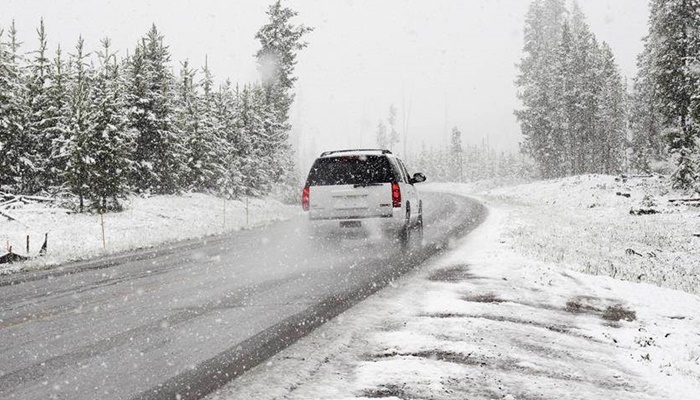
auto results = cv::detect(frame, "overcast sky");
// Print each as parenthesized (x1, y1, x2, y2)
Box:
(2, 0, 650, 165)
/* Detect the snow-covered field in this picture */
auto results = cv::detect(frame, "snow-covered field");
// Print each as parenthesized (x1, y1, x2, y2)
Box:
(209, 177, 700, 399)
(481, 175, 700, 296)
(0, 193, 299, 274)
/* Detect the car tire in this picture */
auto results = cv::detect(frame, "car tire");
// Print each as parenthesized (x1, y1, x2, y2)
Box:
(414, 213, 424, 246)
(398, 205, 411, 248)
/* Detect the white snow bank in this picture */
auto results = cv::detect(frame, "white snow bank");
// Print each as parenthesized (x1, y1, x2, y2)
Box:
(209, 184, 700, 399)
(0, 193, 299, 274)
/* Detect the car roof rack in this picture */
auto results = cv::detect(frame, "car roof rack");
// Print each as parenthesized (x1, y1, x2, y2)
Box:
(320, 149, 392, 157)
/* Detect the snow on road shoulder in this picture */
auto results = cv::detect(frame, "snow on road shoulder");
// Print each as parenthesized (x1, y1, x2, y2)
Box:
(0, 193, 299, 274)
(209, 188, 700, 400)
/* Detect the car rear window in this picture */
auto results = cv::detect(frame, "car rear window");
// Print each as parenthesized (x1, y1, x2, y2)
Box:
(306, 155, 397, 186)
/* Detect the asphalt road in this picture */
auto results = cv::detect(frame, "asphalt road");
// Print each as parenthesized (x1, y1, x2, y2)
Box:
(0, 191, 486, 400)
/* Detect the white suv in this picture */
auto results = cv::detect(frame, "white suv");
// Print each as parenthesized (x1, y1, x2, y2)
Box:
(302, 149, 426, 246)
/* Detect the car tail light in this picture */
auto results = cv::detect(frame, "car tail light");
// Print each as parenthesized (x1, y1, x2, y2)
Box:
(392, 182, 401, 208)
(302, 186, 310, 211)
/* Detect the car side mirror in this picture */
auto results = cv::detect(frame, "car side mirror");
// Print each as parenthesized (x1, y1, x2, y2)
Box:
(410, 172, 426, 184)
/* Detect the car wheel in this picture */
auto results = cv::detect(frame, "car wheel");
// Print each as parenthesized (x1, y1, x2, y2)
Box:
(398, 205, 411, 248)
(414, 213, 424, 246)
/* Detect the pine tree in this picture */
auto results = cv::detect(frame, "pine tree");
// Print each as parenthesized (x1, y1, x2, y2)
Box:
(126, 25, 184, 194)
(43, 45, 71, 191)
(649, 0, 700, 189)
(86, 38, 134, 211)
(595, 42, 627, 174)
(570, 3, 602, 174)
(175, 60, 204, 189)
(63, 37, 94, 212)
(25, 19, 63, 194)
(515, 0, 567, 178)
(0, 21, 30, 193)
(517, 0, 628, 178)
(216, 80, 243, 199)
(236, 84, 271, 197)
(255, 0, 312, 196)
(630, 34, 665, 173)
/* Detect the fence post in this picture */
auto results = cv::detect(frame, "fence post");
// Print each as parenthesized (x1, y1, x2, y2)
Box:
(100, 211, 106, 250)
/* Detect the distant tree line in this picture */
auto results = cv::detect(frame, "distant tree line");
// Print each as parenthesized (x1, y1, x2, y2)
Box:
(411, 127, 535, 183)
(0, 1, 311, 212)
(629, 0, 700, 190)
(516, 0, 627, 179)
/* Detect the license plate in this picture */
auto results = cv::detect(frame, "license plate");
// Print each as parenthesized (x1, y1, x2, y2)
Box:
(340, 221, 362, 228)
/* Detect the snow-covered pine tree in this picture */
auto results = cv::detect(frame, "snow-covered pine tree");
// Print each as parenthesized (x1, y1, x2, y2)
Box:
(215, 80, 244, 199)
(630, 34, 664, 173)
(86, 37, 134, 211)
(570, 3, 602, 174)
(126, 25, 184, 194)
(25, 19, 54, 194)
(200, 60, 229, 193)
(595, 42, 627, 175)
(175, 60, 204, 190)
(552, 21, 575, 177)
(649, 0, 700, 189)
(235, 83, 271, 197)
(42, 45, 71, 191)
(515, 0, 566, 178)
(0, 21, 30, 193)
(63, 37, 95, 212)
(255, 0, 312, 197)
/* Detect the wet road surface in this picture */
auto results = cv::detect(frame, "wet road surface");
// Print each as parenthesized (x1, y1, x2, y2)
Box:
(0, 192, 485, 400)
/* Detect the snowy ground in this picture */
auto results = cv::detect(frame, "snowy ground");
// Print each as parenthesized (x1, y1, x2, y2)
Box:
(480, 174, 700, 296)
(0, 193, 298, 274)
(209, 177, 700, 399)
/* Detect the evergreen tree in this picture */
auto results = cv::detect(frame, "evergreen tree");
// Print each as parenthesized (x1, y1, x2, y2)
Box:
(0, 22, 29, 193)
(630, 36, 664, 173)
(126, 25, 184, 194)
(255, 0, 312, 195)
(63, 37, 94, 212)
(236, 84, 271, 197)
(515, 0, 566, 178)
(570, 3, 602, 174)
(43, 45, 71, 190)
(517, 0, 627, 178)
(215, 80, 243, 199)
(25, 19, 54, 193)
(175, 60, 205, 189)
(649, 0, 700, 189)
(87, 38, 134, 211)
(595, 42, 626, 174)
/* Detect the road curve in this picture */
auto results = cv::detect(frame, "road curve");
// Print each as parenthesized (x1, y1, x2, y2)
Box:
(0, 192, 486, 400)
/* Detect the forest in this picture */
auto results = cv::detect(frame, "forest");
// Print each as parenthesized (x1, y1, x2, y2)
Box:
(0, 1, 311, 212)
(514, 0, 699, 190)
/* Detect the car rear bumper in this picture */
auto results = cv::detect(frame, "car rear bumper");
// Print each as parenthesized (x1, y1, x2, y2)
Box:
(306, 212, 405, 237)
